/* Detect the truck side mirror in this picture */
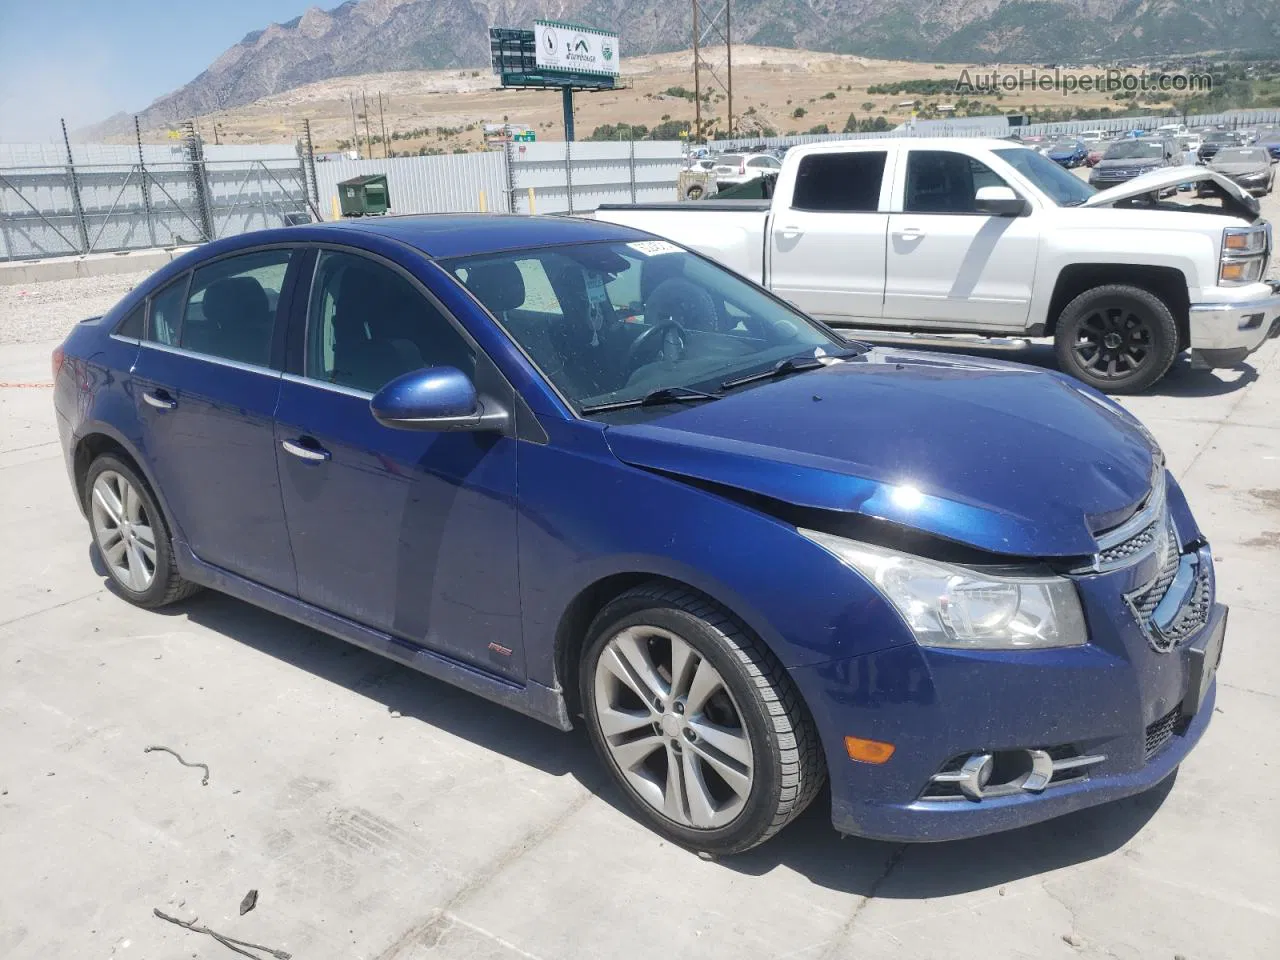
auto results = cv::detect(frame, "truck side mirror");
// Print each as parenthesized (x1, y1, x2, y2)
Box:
(974, 185, 1029, 217)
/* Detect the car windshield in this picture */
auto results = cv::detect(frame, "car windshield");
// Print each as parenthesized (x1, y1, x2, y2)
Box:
(1215, 148, 1267, 164)
(1103, 140, 1165, 160)
(717, 154, 743, 167)
(442, 241, 847, 414)
(992, 147, 1096, 206)
(1206, 132, 1240, 143)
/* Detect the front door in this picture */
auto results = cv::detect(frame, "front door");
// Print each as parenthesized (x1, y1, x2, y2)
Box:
(767, 148, 891, 323)
(883, 149, 1040, 330)
(274, 249, 524, 680)
(130, 248, 298, 593)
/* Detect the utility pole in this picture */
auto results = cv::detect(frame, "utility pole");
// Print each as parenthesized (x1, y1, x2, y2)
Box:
(726, 1, 733, 136)
(377, 92, 389, 158)
(362, 90, 373, 156)
(692, 0, 701, 144)
(349, 92, 361, 158)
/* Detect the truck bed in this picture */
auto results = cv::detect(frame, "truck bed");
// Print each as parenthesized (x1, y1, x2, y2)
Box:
(594, 201, 771, 284)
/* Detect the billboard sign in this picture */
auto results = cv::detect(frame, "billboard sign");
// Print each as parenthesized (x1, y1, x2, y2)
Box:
(534, 20, 620, 78)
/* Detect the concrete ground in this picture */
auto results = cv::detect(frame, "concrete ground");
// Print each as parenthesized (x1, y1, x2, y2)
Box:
(2, 326, 1279, 960)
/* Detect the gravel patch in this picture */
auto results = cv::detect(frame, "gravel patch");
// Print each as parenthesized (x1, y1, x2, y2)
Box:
(0, 271, 152, 346)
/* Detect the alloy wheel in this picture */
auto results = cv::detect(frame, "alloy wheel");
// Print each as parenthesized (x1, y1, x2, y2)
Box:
(90, 470, 157, 592)
(592, 625, 754, 829)
(1073, 304, 1154, 381)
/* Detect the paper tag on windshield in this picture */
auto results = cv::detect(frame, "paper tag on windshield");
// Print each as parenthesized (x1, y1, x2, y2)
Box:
(627, 240, 681, 257)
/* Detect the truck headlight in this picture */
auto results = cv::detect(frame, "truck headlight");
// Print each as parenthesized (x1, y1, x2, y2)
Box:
(1221, 225, 1271, 285)
(798, 530, 1087, 650)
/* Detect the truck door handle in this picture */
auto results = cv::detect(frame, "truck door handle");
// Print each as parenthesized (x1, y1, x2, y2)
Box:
(282, 437, 331, 463)
(896, 227, 924, 237)
(142, 389, 176, 410)
(778, 224, 803, 237)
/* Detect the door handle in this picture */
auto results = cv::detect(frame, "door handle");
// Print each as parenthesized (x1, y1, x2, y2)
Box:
(896, 227, 924, 237)
(282, 438, 331, 463)
(142, 390, 176, 410)
(778, 224, 803, 237)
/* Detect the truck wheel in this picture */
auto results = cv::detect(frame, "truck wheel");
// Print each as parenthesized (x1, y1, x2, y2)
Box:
(685, 184, 705, 200)
(1053, 284, 1179, 394)
(580, 583, 825, 855)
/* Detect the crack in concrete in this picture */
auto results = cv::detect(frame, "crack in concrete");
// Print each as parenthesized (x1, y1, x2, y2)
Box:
(814, 843, 908, 960)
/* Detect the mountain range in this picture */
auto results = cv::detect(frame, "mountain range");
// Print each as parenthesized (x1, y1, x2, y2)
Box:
(92, 0, 1280, 135)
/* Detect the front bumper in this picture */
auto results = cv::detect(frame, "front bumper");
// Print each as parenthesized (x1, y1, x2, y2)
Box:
(789, 542, 1225, 843)
(1188, 280, 1280, 368)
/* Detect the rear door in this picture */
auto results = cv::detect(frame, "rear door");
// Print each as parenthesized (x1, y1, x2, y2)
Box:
(766, 148, 892, 323)
(882, 148, 1040, 330)
(130, 247, 299, 593)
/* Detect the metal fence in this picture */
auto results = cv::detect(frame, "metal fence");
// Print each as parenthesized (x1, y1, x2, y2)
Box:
(314, 152, 509, 217)
(505, 140, 684, 214)
(709, 108, 1280, 153)
(0, 141, 317, 262)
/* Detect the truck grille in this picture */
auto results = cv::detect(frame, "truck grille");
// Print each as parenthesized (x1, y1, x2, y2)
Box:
(1144, 706, 1184, 759)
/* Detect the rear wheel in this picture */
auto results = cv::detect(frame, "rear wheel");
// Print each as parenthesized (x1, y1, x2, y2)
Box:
(84, 454, 200, 608)
(1053, 284, 1179, 394)
(580, 583, 825, 854)
(685, 184, 705, 200)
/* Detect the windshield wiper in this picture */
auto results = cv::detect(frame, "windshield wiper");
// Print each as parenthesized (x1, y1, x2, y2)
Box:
(579, 385, 722, 414)
(720, 348, 864, 391)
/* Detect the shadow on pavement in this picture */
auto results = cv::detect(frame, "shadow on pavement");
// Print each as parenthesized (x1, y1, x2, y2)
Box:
(127, 584, 1173, 898)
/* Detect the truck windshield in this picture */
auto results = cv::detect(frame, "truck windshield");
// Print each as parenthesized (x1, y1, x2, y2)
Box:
(991, 148, 1096, 206)
(443, 241, 848, 415)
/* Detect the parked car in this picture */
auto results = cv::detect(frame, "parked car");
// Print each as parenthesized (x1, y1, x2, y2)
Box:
(1198, 146, 1275, 197)
(598, 137, 1280, 393)
(711, 152, 782, 188)
(1198, 130, 1245, 163)
(1088, 138, 1182, 190)
(1046, 138, 1089, 168)
(1259, 135, 1280, 162)
(55, 214, 1229, 853)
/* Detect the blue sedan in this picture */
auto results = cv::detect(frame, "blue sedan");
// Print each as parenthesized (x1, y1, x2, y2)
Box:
(1045, 139, 1089, 168)
(52, 215, 1225, 852)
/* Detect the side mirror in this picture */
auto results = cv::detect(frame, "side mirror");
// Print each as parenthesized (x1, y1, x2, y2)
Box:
(974, 185, 1029, 217)
(370, 366, 509, 432)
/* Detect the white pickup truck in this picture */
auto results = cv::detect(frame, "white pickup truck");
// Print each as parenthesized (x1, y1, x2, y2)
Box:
(597, 137, 1280, 392)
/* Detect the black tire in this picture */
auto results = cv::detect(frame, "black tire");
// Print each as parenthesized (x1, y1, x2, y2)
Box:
(579, 582, 825, 855)
(1053, 284, 1179, 394)
(685, 184, 705, 200)
(84, 454, 201, 608)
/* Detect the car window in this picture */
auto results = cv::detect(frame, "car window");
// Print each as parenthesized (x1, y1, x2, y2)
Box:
(146, 276, 189, 346)
(179, 250, 292, 366)
(443, 241, 843, 413)
(115, 302, 145, 338)
(791, 151, 887, 212)
(307, 250, 475, 395)
(904, 151, 1009, 213)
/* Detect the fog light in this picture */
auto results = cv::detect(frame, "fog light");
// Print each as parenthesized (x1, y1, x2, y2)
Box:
(845, 736, 895, 764)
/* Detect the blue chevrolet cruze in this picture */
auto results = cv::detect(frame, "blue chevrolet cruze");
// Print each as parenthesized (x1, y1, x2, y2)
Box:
(53, 215, 1225, 853)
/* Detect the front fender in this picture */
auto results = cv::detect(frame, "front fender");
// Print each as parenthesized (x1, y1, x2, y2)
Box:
(516, 418, 915, 690)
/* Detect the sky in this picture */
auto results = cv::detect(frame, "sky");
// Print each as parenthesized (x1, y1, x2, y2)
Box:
(0, 0, 321, 141)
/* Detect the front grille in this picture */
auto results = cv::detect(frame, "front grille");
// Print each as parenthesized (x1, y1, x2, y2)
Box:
(1098, 519, 1158, 566)
(1129, 523, 1180, 621)
(1144, 706, 1184, 759)
(1160, 566, 1212, 645)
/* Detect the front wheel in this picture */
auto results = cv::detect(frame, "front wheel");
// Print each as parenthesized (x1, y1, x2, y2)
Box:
(580, 584, 825, 854)
(684, 184, 705, 200)
(1053, 284, 1179, 394)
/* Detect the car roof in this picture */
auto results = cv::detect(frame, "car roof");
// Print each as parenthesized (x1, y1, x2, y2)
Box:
(317, 213, 649, 259)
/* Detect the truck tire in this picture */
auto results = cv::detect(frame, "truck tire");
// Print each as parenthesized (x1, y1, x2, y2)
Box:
(1053, 284, 1179, 394)
(685, 184, 705, 200)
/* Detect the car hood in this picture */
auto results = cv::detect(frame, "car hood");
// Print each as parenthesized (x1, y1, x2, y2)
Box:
(1210, 160, 1269, 176)
(1084, 166, 1261, 218)
(602, 351, 1158, 558)
(1094, 156, 1164, 169)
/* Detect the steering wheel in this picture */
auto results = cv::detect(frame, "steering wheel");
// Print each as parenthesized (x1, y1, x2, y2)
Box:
(626, 277, 718, 372)
(626, 318, 687, 373)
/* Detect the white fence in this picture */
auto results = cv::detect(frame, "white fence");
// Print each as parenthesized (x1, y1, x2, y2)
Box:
(314, 152, 509, 217)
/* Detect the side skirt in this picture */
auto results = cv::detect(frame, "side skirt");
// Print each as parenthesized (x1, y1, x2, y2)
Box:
(172, 541, 573, 732)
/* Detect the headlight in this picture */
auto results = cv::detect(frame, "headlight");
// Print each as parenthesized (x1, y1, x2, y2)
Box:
(1223, 225, 1268, 254)
(798, 530, 1087, 650)
(1221, 225, 1271, 285)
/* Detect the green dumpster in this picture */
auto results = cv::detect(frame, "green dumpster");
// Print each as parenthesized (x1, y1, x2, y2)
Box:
(337, 174, 391, 216)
